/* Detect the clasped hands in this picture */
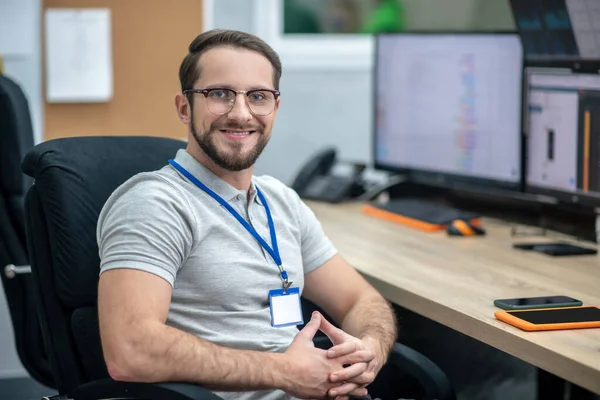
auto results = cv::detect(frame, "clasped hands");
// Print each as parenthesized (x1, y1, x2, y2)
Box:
(285, 311, 385, 400)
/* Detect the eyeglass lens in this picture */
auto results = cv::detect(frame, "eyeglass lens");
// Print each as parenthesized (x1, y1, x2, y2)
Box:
(206, 89, 276, 116)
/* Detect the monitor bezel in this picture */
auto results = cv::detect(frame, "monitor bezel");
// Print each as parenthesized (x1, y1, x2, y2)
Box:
(372, 31, 526, 192)
(523, 59, 600, 208)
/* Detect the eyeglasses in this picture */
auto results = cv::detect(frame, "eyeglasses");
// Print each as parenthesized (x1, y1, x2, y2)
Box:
(183, 88, 280, 116)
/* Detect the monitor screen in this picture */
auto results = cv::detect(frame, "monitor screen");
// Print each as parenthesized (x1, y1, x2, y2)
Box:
(526, 69, 600, 201)
(374, 34, 524, 186)
(509, 0, 600, 60)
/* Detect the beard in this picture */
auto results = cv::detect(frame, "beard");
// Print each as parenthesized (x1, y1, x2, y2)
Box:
(191, 112, 269, 172)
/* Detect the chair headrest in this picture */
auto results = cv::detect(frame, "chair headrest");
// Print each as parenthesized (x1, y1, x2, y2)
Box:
(22, 136, 187, 308)
(0, 75, 34, 196)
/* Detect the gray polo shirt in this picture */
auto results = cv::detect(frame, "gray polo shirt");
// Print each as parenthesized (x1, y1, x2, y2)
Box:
(97, 149, 337, 400)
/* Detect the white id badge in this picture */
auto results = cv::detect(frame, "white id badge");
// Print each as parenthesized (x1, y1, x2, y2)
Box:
(269, 287, 304, 328)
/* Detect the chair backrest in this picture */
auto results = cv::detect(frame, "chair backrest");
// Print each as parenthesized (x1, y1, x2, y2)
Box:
(21, 136, 187, 395)
(0, 75, 34, 241)
(0, 74, 54, 387)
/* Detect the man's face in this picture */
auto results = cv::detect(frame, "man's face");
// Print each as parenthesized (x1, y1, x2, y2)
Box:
(188, 47, 279, 171)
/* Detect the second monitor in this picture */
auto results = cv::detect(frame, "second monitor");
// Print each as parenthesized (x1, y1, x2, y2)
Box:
(526, 66, 600, 205)
(374, 32, 524, 190)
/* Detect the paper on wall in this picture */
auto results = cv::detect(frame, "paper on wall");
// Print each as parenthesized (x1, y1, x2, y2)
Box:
(45, 8, 113, 103)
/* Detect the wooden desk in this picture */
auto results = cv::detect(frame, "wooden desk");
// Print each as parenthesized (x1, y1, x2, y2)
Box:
(307, 201, 600, 395)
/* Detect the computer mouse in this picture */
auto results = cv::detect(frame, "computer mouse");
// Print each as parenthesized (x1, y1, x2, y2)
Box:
(446, 219, 486, 237)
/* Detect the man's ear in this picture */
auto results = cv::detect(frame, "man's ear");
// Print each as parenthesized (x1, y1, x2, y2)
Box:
(175, 93, 191, 125)
(275, 96, 281, 111)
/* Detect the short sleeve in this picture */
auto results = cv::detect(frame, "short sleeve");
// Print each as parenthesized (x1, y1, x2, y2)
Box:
(97, 175, 196, 286)
(295, 194, 338, 274)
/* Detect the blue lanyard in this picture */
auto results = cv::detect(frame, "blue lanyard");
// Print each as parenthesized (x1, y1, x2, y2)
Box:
(168, 159, 291, 290)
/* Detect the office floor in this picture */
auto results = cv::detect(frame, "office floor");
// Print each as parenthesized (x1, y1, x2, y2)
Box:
(0, 377, 56, 400)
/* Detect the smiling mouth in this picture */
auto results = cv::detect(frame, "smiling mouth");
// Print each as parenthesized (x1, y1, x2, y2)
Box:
(219, 130, 254, 136)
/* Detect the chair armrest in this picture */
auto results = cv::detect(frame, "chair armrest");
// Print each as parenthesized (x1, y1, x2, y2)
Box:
(389, 343, 456, 400)
(67, 378, 224, 400)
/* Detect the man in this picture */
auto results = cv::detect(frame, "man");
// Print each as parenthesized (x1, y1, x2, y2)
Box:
(96, 29, 397, 400)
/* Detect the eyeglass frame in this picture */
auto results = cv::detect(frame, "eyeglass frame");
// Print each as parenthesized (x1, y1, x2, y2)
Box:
(183, 87, 281, 116)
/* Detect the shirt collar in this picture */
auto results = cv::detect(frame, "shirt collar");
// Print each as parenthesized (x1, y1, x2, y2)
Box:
(172, 149, 262, 205)
(249, 184, 264, 206)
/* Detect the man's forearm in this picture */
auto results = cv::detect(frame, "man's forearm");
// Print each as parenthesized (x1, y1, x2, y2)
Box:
(107, 320, 290, 392)
(341, 290, 397, 360)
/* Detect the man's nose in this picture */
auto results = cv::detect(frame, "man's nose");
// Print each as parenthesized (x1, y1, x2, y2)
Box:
(227, 93, 253, 122)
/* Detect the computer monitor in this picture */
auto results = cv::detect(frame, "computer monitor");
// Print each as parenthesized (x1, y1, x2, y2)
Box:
(509, 0, 600, 60)
(525, 65, 600, 205)
(374, 33, 524, 190)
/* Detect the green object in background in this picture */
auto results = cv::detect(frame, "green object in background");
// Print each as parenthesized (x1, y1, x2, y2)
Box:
(284, 0, 322, 34)
(360, 0, 405, 33)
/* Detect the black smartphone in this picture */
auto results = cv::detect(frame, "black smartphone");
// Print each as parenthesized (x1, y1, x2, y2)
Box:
(512, 243, 537, 250)
(512, 242, 597, 256)
(494, 295, 583, 310)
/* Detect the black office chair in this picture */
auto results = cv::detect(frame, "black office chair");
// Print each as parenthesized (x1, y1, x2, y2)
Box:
(0, 73, 55, 388)
(21, 136, 455, 400)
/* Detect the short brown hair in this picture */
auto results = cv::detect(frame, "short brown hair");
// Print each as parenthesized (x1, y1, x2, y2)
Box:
(179, 29, 282, 96)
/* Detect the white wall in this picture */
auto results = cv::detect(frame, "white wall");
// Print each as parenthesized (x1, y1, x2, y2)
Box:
(260, 70, 372, 184)
(0, 0, 43, 379)
(211, 0, 514, 185)
(1, 0, 44, 144)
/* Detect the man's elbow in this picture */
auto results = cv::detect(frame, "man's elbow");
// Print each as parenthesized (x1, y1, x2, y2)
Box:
(103, 334, 154, 383)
